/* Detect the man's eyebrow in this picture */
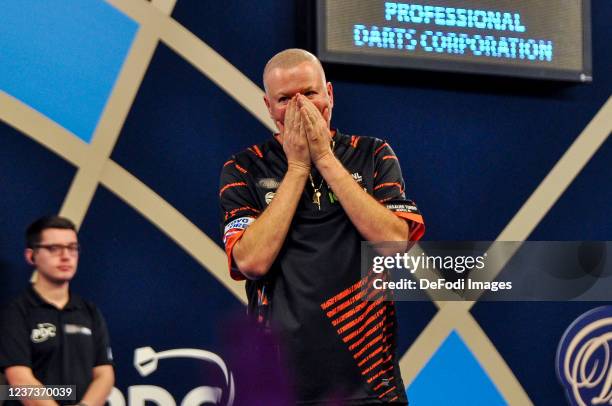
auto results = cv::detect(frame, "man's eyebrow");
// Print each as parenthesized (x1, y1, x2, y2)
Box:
(278, 87, 315, 98)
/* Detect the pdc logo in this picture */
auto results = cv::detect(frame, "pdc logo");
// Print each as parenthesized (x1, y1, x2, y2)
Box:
(107, 347, 235, 406)
(556, 306, 612, 406)
(31, 323, 56, 343)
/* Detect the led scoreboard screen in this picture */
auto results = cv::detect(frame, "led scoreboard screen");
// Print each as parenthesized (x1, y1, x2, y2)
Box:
(316, 1, 592, 81)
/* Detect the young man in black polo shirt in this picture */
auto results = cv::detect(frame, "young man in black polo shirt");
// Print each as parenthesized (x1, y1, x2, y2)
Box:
(0, 216, 114, 406)
(220, 49, 424, 404)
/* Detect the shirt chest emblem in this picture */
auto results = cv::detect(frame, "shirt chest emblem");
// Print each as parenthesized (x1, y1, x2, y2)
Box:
(265, 191, 276, 205)
(257, 178, 280, 189)
(64, 324, 92, 335)
(31, 323, 56, 343)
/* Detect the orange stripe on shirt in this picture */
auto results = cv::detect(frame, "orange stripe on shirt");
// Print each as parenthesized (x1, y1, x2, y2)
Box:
(373, 376, 394, 392)
(235, 163, 248, 173)
(382, 155, 398, 161)
(357, 344, 386, 367)
(219, 182, 247, 197)
(337, 305, 385, 335)
(343, 312, 387, 343)
(348, 322, 393, 351)
(374, 143, 389, 156)
(354, 333, 383, 359)
(331, 289, 382, 327)
(223, 159, 235, 167)
(225, 206, 260, 221)
(393, 212, 425, 241)
(252, 145, 263, 158)
(321, 278, 365, 310)
(374, 182, 402, 192)
(378, 385, 397, 399)
(367, 363, 395, 383)
(327, 290, 365, 319)
(361, 354, 392, 376)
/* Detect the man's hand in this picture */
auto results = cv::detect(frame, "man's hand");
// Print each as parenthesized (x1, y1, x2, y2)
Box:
(280, 96, 310, 173)
(298, 95, 332, 164)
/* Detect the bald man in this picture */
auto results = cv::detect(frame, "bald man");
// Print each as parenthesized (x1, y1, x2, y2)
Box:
(219, 49, 424, 404)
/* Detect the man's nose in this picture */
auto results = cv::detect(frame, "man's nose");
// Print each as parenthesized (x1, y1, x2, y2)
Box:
(59, 248, 72, 259)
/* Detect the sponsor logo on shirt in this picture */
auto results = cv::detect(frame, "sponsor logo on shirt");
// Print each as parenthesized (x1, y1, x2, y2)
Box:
(257, 178, 280, 189)
(386, 203, 418, 212)
(64, 324, 92, 335)
(223, 216, 255, 244)
(265, 192, 275, 205)
(328, 190, 339, 204)
(31, 323, 56, 343)
(350, 173, 368, 193)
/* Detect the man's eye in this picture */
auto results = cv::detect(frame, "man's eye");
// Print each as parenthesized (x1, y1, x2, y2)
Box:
(278, 97, 289, 103)
(48, 245, 62, 254)
(305, 91, 316, 96)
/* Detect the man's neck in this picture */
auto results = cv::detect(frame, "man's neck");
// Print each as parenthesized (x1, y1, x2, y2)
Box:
(33, 277, 70, 309)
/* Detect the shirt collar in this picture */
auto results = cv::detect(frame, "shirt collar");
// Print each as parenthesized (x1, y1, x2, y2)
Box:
(26, 285, 83, 310)
(272, 128, 340, 144)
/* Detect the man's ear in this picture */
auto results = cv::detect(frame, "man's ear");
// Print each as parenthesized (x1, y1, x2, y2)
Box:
(326, 82, 334, 109)
(264, 93, 270, 108)
(263, 94, 278, 129)
(25, 249, 35, 266)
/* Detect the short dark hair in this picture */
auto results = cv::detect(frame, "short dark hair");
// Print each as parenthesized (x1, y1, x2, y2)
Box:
(26, 216, 77, 248)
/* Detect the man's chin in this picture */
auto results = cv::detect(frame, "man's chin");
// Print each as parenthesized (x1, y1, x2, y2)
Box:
(40, 273, 75, 285)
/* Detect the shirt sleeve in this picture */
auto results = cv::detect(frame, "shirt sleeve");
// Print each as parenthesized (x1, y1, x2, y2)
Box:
(219, 156, 261, 280)
(92, 306, 113, 367)
(0, 303, 32, 371)
(372, 139, 425, 241)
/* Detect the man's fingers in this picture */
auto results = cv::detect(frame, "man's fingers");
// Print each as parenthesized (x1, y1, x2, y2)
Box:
(297, 95, 317, 117)
(291, 99, 302, 135)
(299, 96, 327, 131)
(300, 108, 313, 131)
(300, 96, 324, 121)
(284, 99, 294, 129)
(301, 106, 319, 133)
(322, 107, 331, 124)
(298, 114, 306, 137)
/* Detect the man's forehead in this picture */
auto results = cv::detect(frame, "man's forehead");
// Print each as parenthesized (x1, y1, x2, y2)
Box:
(40, 228, 78, 242)
(265, 62, 326, 94)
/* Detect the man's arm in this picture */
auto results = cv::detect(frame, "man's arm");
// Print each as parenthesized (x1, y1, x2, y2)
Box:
(231, 96, 311, 279)
(4, 366, 59, 406)
(0, 306, 57, 406)
(299, 95, 410, 243)
(317, 155, 410, 242)
(78, 365, 114, 406)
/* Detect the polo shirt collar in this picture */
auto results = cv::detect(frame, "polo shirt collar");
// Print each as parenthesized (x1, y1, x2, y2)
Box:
(26, 285, 83, 310)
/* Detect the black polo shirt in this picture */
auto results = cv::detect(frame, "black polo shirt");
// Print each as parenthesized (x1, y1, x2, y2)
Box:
(220, 130, 425, 404)
(0, 286, 113, 405)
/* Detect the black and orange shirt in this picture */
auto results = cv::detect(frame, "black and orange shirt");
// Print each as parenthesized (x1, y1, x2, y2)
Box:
(219, 130, 424, 405)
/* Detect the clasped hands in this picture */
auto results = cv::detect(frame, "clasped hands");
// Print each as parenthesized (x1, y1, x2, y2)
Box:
(278, 94, 332, 173)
